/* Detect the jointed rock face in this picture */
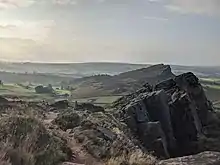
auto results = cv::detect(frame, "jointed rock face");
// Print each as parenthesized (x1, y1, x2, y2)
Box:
(111, 72, 214, 157)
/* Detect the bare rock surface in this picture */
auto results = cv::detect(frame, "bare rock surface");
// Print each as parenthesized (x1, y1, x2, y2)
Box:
(159, 151, 220, 165)
(111, 72, 215, 157)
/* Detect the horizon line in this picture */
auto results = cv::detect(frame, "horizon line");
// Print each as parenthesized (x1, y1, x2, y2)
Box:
(0, 60, 219, 68)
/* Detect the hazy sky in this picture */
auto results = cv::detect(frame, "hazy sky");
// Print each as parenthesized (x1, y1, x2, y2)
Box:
(0, 0, 220, 65)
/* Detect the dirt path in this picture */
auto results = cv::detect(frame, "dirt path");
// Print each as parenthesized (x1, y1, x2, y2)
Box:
(44, 112, 104, 165)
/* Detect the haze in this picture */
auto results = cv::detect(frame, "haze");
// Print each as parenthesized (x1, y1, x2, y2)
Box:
(0, 0, 220, 66)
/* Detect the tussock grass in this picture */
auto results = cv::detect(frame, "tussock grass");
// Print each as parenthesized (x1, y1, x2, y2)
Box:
(106, 150, 157, 165)
(0, 113, 71, 165)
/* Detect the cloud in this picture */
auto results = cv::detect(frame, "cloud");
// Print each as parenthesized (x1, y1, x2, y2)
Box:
(0, 24, 17, 29)
(166, 0, 220, 16)
(0, 0, 79, 9)
(143, 16, 168, 21)
(53, 0, 77, 5)
(148, 0, 161, 3)
(0, 0, 36, 9)
(0, 20, 55, 41)
(0, 37, 38, 61)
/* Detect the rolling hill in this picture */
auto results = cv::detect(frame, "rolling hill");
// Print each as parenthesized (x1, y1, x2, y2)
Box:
(69, 64, 175, 98)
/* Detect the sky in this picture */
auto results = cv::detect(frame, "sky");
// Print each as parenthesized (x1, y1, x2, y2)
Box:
(0, 0, 219, 66)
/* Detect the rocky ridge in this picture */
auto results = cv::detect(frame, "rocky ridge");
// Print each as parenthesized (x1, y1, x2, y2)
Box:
(52, 71, 220, 164)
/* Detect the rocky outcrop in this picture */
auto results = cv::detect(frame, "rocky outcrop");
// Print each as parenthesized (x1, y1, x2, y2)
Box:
(74, 102, 104, 113)
(52, 71, 219, 164)
(54, 111, 81, 130)
(118, 90, 174, 158)
(0, 96, 8, 104)
(157, 72, 212, 126)
(53, 108, 139, 160)
(159, 151, 220, 165)
(72, 112, 138, 159)
(51, 100, 69, 109)
(112, 72, 214, 157)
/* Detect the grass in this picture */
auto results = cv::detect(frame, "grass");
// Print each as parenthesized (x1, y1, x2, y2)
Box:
(72, 96, 122, 105)
(55, 89, 71, 95)
(0, 84, 120, 105)
(200, 78, 220, 82)
(201, 80, 220, 110)
(0, 84, 34, 94)
(106, 150, 157, 165)
(0, 84, 42, 101)
(202, 82, 220, 102)
(0, 115, 71, 165)
(0, 84, 71, 102)
(204, 84, 220, 90)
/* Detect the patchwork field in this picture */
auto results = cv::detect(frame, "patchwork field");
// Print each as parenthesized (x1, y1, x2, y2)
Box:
(72, 95, 122, 105)
(0, 84, 71, 102)
(200, 78, 220, 110)
(0, 84, 120, 105)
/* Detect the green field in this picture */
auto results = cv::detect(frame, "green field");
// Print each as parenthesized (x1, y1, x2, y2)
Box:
(72, 95, 122, 105)
(0, 84, 71, 102)
(201, 78, 220, 82)
(204, 84, 220, 90)
(0, 84, 120, 105)
(0, 84, 34, 96)
(0, 84, 52, 101)
(200, 77, 220, 103)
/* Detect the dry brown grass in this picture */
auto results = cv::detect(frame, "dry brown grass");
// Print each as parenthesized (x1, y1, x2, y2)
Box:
(106, 150, 157, 165)
(0, 113, 71, 165)
(0, 142, 11, 165)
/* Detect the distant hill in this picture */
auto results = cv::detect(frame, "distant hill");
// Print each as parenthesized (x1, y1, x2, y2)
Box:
(69, 64, 175, 98)
(0, 71, 72, 85)
(171, 65, 220, 78)
(0, 62, 147, 78)
(0, 62, 219, 79)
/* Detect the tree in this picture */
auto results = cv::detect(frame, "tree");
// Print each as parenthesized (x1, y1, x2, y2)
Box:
(35, 85, 54, 94)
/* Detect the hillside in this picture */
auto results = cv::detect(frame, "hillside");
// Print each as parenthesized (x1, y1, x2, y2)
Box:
(0, 62, 147, 78)
(0, 71, 73, 85)
(1, 62, 219, 79)
(69, 64, 175, 98)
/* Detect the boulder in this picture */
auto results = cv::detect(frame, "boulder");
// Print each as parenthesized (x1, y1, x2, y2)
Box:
(175, 72, 212, 126)
(159, 151, 220, 165)
(169, 92, 202, 155)
(155, 79, 176, 91)
(0, 96, 8, 104)
(72, 111, 138, 159)
(111, 72, 214, 158)
(155, 72, 212, 126)
(54, 111, 81, 130)
(144, 91, 176, 150)
(74, 103, 104, 113)
(118, 90, 175, 158)
(51, 100, 69, 109)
